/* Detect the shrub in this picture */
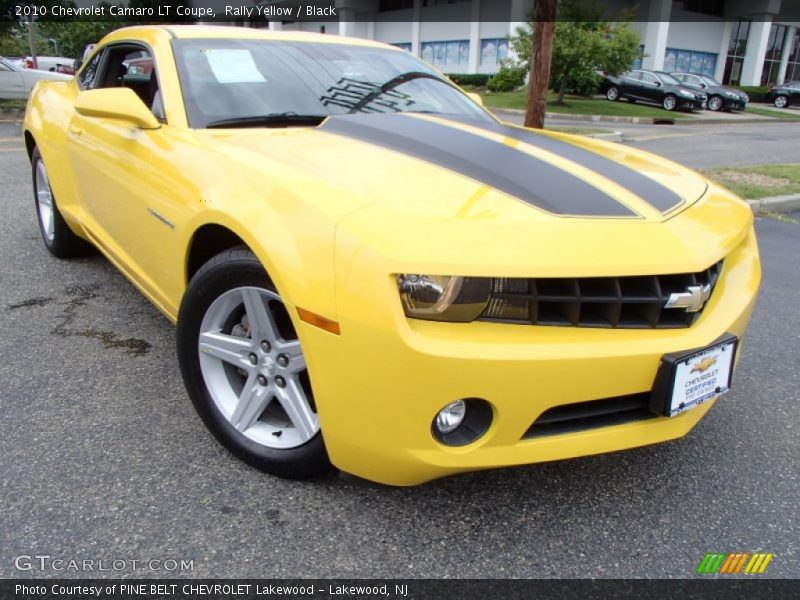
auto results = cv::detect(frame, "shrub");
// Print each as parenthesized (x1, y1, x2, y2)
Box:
(487, 66, 527, 92)
(448, 73, 491, 87)
(737, 86, 770, 103)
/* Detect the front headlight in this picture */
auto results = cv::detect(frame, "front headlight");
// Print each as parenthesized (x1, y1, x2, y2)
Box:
(396, 275, 490, 321)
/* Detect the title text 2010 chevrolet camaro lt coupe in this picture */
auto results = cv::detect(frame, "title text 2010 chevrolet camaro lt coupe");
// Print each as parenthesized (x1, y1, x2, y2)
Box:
(24, 26, 760, 486)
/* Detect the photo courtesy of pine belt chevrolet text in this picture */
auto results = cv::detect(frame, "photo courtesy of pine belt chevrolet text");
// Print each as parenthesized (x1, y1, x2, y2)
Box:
(23, 25, 761, 486)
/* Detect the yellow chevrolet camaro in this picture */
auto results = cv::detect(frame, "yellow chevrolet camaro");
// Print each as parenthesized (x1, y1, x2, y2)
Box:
(24, 26, 760, 486)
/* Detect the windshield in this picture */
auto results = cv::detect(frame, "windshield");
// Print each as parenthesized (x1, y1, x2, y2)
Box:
(172, 39, 489, 129)
(657, 72, 681, 86)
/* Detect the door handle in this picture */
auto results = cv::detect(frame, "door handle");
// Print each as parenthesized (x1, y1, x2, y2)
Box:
(69, 125, 83, 136)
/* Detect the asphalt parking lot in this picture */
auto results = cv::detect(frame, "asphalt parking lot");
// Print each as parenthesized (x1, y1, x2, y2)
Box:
(0, 119, 798, 579)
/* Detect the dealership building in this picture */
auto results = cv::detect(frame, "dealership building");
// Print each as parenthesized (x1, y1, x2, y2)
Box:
(261, 0, 800, 87)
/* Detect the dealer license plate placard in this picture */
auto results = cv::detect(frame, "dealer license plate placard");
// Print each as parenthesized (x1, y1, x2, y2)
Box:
(665, 338, 737, 416)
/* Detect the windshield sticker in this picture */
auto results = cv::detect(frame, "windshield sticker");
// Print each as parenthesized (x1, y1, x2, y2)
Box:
(203, 49, 266, 84)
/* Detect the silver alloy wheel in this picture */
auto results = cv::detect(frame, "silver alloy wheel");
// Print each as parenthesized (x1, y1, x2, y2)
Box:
(708, 96, 723, 111)
(663, 95, 677, 111)
(35, 159, 55, 242)
(775, 95, 788, 108)
(198, 286, 318, 449)
(606, 87, 619, 101)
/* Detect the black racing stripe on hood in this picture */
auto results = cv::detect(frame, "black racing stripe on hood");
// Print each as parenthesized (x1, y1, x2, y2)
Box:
(321, 114, 637, 217)
(447, 116, 684, 213)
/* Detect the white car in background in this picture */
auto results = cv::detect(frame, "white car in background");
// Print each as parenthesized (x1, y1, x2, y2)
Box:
(24, 55, 75, 73)
(0, 56, 72, 101)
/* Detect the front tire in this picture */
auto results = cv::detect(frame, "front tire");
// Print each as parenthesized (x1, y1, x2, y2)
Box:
(662, 94, 677, 111)
(177, 248, 331, 479)
(606, 86, 619, 101)
(708, 95, 723, 111)
(31, 146, 92, 258)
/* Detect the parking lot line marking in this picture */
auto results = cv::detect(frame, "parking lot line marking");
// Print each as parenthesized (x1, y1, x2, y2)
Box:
(0, 137, 23, 142)
(0, 147, 23, 152)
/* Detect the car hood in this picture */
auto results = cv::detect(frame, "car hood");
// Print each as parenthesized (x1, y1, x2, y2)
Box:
(202, 112, 709, 225)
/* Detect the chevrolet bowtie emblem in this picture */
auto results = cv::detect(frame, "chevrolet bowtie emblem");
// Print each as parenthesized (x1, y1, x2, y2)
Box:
(665, 284, 711, 313)
(691, 356, 718, 373)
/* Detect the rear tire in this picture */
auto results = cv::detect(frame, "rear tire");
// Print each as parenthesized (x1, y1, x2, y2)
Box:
(774, 95, 789, 108)
(606, 86, 619, 101)
(31, 146, 93, 258)
(662, 94, 677, 111)
(177, 248, 332, 479)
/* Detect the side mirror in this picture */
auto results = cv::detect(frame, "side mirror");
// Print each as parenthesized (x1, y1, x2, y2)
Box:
(75, 87, 160, 130)
(700, 83, 707, 88)
(467, 92, 484, 107)
(655, 81, 662, 87)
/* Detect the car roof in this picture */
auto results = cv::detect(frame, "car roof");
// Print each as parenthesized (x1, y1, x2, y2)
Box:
(103, 25, 394, 50)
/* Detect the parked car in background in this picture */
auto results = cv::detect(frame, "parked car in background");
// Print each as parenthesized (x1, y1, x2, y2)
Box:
(25, 56, 75, 72)
(0, 56, 71, 100)
(601, 70, 707, 112)
(671, 73, 748, 111)
(765, 81, 800, 108)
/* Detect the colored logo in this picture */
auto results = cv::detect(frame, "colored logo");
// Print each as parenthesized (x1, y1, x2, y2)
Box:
(696, 552, 774, 575)
(691, 356, 718, 373)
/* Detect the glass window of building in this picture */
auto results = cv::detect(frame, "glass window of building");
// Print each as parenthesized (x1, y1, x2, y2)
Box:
(664, 48, 717, 77)
(421, 40, 469, 69)
(480, 38, 509, 68)
(761, 24, 788, 86)
(786, 29, 800, 82)
(682, 0, 724, 17)
(723, 20, 750, 85)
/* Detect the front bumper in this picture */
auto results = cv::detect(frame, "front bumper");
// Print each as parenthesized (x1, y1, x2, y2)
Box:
(679, 96, 706, 110)
(300, 220, 760, 487)
(723, 98, 747, 110)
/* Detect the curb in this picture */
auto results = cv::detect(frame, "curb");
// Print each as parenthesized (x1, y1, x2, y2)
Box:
(492, 108, 782, 125)
(747, 194, 800, 214)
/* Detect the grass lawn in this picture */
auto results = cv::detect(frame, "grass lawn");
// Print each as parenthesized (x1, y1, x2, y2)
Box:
(702, 164, 800, 199)
(744, 106, 800, 120)
(0, 100, 26, 112)
(479, 89, 689, 119)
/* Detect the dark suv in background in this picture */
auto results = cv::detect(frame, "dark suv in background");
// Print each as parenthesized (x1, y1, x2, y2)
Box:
(601, 69, 707, 112)
(671, 73, 748, 111)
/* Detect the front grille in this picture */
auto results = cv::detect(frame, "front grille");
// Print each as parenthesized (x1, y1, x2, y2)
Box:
(522, 393, 656, 439)
(480, 260, 722, 329)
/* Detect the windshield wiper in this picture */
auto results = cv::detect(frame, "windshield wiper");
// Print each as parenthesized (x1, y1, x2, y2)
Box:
(346, 72, 452, 114)
(206, 114, 327, 129)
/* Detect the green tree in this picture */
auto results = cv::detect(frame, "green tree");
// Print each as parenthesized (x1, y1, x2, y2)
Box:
(509, 0, 641, 104)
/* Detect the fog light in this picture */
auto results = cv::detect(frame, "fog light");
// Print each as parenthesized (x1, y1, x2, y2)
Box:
(435, 401, 466, 434)
(431, 398, 493, 446)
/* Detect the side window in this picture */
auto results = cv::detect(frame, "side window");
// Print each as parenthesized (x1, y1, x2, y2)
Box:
(641, 72, 658, 85)
(78, 51, 103, 89)
(91, 45, 165, 123)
